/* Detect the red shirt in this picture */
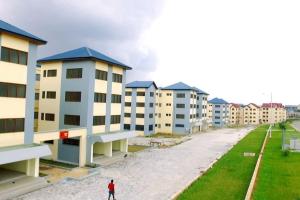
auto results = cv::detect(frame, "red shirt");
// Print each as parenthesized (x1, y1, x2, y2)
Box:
(108, 183, 115, 192)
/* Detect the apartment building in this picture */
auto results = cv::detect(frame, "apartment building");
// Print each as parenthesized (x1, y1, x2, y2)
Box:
(193, 87, 210, 131)
(261, 103, 287, 124)
(242, 103, 261, 125)
(155, 82, 199, 135)
(37, 47, 136, 165)
(0, 20, 50, 178)
(207, 102, 213, 127)
(208, 98, 229, 127)
(285, 105, 300, 118)
(229, 103, 242, 125)
(124, 81, 157, 136)
(34, 66, 41, 131)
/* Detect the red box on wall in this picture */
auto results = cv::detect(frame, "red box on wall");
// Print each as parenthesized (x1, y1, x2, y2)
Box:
(60, 130, 69, 139)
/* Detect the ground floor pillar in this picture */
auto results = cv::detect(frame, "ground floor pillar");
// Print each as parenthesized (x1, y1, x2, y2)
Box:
(26, 158, 39, 177)
(120, 139, 128, 153)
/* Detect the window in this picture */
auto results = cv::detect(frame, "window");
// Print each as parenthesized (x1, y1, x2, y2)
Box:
(149, 113, 153, 118)
(47, 70, 57, 77)
(176, 93, 185, 98)
(125, 102, 131, 107)
(135, 125, 144, 131)
(34, 112, 38, 119)
(149, 103, 154, 107)
(215, 111, 220, 114)
(111, 94, 121, 103)
(93, 116, 105, 126)
(136, 102, 145, 107)
(136, 113, 144, 118)
(112, 73, 122, 83)
(43, 70, 47, 77)
(165, 123, 171, 127)
(1, 47, 28, 65)
(44, 140, 54, 144)
(63, 138, 79, 146)
(190, 115, 193, 119)
(0, 118, 24, 133)
(150, 92, 154, 97)
(124, 124, 131, 130)
(94, 93, 106, 103)
(45, 113, 55, 121)
(176, 104, 185, 108)
(46, 91, 56, 99)
(0, 82, 26, 98)
(176, 114, 185, 119)
(35, 93, 39, 100)
(166, 103, 171, 106)
(166, 93, 172, 96)
(64, 115, 80, 126)
(166, 114, 171, 117)
(149, 125, 153, 131)
(36, 74, 40, 81)
(95, 69, 107, 80)
(215, 122, 220, 124)
(215, 105, 221, 108)
(42, 91, 45, 99)
(41, 113, 44, 120)
(111, 115, 121, 124)
(175, 124, 184, 128)
(66, 68, 82, 79)
(125, 113, 131, 117)
(137, 92, 145, 96)
(215, 116, 220, 119)
(65, 91, 81, 102)
(125, 91, 132, 96)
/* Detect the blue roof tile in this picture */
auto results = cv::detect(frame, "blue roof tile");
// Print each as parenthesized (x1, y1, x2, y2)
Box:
(208, 97, 228, 104)
(38, 47, 131, 69)
(0, 20, 46, 44)
(192, 87, 209, 95)
(126, 81, 157, 89)
(162, 82, 194, 91)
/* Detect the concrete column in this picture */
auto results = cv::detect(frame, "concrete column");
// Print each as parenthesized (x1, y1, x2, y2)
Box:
(53, 140, 58, 160)
(120, 139, 128, 153)
(104, 142, 112, 157)
(27, 158, 39, 177)
(79, 135, 87, 167)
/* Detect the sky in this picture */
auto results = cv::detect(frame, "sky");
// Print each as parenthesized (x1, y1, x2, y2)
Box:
(0, 0, 299, 105)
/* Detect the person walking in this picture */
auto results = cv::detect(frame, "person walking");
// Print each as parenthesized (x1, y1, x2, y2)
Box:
(108, 179, 116, 200)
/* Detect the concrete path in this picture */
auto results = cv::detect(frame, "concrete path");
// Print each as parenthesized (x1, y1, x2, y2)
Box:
(292, 120, 300, 131)
(15, 127, 253, 200)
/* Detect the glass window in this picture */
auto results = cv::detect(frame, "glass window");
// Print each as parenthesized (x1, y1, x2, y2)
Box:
(112, 73, 122, 83)
(66, 68, 82, 79)
(95, 69, 107, 80)
(135, 125, 144, 131)
(125, 91, 132, 96)
(94, 93, 106, 103)
(110, 115, 121, 124)
(46, 91, 56, 99)
(0, 47, 28, 65)
(93, 116, 105, 126)
(124, 124, 131, 130)
(137, 92, 145, 96)
(45, 113, 55, 121)
(47, 70, 57, 77)
(136, 113, 144, 118)
(111, 94, 121, 103)
(65, 91, 81, 102)
(176, 93, 185, 98)
(36, 74, 41, 81)
(64, 115, 80, 126)
(125, 102, 131, 107)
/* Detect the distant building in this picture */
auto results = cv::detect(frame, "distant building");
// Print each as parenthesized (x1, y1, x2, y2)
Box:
(285, 105, 300, 118)
(124, 81, 157, 136)
(229, 103, 242, 125)
(261, 103, 286, 124)
(193, 87, 210, 130)
(242, 103, 261, 125)
(208, 98, 229, 127)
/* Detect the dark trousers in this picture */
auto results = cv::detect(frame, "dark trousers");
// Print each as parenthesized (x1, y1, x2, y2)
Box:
(108, 191, 115, 200)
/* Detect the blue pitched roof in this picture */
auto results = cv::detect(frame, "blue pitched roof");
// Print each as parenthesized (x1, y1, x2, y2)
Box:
(162, 82, 194, 91)
(208, 98, 228, 104)
(192, 87, 209, 95)
(0, 20, 46, 44)
(126, 81, 157, 89)
(38, 47, 131, 70)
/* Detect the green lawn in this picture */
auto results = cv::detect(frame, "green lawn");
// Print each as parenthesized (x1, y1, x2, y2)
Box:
(252, 124, 300, 200)
(178, 126, 268, 200)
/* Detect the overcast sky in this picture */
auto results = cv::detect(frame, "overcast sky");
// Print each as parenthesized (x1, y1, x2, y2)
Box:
(1, 0, 299, 105)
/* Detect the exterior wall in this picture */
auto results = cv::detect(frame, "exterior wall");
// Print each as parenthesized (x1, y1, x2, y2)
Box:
(261, 106, 287, 124)
(242, 104, 260, 125)
(196, 93, 209, 130)
(38, 62, 62, 131)
(0, 32, 37, 146)
(34, 68, 41, 131)
(211, 103, 229, 127)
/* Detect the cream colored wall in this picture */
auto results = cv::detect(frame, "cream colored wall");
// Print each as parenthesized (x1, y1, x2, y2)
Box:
(0, 132, 24, 147)
(155, 89, 173, 133)
(38, 62, 62, 131)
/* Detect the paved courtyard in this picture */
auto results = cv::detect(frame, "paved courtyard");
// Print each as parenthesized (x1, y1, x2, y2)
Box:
(15, 127, 254, 200)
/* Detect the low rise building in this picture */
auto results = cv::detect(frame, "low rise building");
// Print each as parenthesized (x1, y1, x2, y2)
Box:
(242, 103, 261, 125)
(194, 87, 210, 131)
(229, 103, 242, 126)
(208, 98, 229, 127)
(261, 103, 287, 124)
(124, 81, 157, 136)
(37, 47, 136, 165)
(155, 82, 199, 135)
(0, 20, 50, 179)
